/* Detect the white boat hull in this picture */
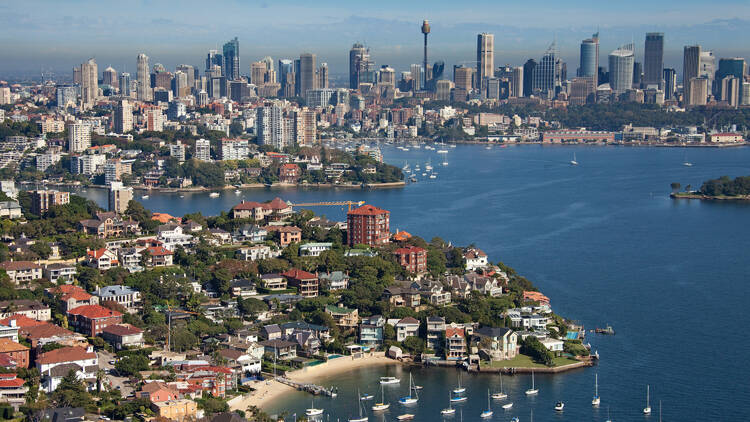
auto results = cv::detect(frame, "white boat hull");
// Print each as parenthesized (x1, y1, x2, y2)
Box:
(492, 393, 507, 400)
(502, 403, 513, 409)
(441, 409, 455, 415)
(372, 404, 389, 411)
(480, 411, 493, 418)
(525, 389, 539, 395)
(306, 409, 323, 416)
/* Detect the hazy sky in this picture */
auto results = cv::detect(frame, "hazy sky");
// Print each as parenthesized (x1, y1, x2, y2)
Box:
(1, 0, 749, 79)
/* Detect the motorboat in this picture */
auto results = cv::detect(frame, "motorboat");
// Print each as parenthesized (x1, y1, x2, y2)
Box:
(209, 192, 220, 198)
(502, 402, 513, 409)
(555, 401, 564, 412)
(380, 376, 400, 385)
(396, 415, 414, 421)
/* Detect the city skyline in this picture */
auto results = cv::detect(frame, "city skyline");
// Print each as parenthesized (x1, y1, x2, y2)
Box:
(1, 1, 750, 79)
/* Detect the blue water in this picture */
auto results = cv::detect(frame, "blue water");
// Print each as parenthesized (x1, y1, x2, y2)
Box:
(77, 144, 750, 421)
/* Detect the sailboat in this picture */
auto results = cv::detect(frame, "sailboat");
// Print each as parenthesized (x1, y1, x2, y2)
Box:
(349, 389, 368, 422)
(570, 152, 579, 166)
(452, 373, 466, 394)
(305, 398, 323, 416)
(372, 384, 390, 411)
(643, 385, 652, 414)
(682, 151, 693, 166)
(480, 390, 493, 418)
(492, 374, 507, 400)
(606, 406, 613, 422)
(525, 371, 539, 395)
(659, 401, 662, 422)
(399, 373, 419, 404)
(441, 391, 456, 415)
(592, 373, 600, 406)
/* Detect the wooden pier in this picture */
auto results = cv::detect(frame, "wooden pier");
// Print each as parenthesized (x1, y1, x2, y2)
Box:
(275, 377, 337, 397)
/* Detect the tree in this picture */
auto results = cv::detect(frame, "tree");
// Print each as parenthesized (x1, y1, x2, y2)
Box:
(520, 336, 554, 366)
(238, 297, 269, 319)
(114, 354, 150, 377)
(51, 370, 94, 409)
(670, 182, 681, 192)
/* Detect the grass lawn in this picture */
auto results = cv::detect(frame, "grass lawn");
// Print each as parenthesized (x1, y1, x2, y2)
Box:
(486, 354, 579, 368)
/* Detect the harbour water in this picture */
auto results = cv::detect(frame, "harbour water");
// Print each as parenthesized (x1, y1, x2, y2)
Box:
(76, 144, 750, 420)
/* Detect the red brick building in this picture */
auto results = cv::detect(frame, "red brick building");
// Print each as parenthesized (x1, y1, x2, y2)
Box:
(278, 163, 301, 184)
(347, 205, 390, 247)
(66, 305, 123, 336)
(394, 246, 428, 273)
(0, 338, 29, 368)
(281, 268, 319, 298)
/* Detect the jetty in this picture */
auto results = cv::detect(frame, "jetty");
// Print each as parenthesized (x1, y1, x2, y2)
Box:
(275, 376, 337, 397)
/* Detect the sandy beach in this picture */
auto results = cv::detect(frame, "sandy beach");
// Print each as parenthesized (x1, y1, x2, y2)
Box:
(228, 352, 399, 412)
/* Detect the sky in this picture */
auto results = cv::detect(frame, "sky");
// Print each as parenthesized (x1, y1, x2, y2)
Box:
(1, 0, 750, 80)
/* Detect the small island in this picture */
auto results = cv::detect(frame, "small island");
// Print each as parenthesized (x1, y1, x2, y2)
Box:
(670, 176, 750, 201)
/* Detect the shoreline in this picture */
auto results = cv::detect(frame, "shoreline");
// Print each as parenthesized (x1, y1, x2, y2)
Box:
(670, 192, 750, 201)
(19, 180, 406, 193)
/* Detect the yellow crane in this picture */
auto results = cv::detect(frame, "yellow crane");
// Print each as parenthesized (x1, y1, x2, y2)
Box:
(290, 201, 365, 212)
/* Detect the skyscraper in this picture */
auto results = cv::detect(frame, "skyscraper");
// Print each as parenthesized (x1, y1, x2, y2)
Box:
(609, 43, 635, 94)
(206, 50, 222, 74)
(716, 58, 747, 101)
(113, 100, 133, 134)
(700, 50, 716, 95)
(643, 33, 664, 89)
(299, 53, 316, 98)
(453, 65, 474, 92)
(421, 20, 430, 89)
(102, 66, 118, 89)
(223, 37, 240, 80)
(579, 33, 599, 87)
(682, 45, 701, 103)
(176, 64, 195, 92)
(532, 43, 557, 99)
(476, 33, 494, 90)
(632, 62, 643, 87)
(663, 68, 677, 99)
(80, 58, 98, 106)
(119, 73, 131, 97)
(67, 122, 91, 153)
(251, 62, 267, 86)
(511, 66, 523, 98)
(136, 53, 151, 102)
(278, 59, 294, 97)
(256, 103, 289, 149)
(523, 59, 536, 97)
(317, 63, 329, 89)
(410, 64, 422, 91)
(349, 43, 366, 89)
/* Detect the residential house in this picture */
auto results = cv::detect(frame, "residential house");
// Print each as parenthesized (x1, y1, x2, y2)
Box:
(464, 248, 488, 271)
(262, 294, 303, 310)
(299, 242, 332, 257)
(395, 317, 420, 342)
(359, 315, 385, 346)
(465, 273, 503, 297)
(261, 324, 282, 340)
(0, 202, 21, 219)
(139, 381, 179, 402)
(473, 326, 518, 361)
(382, 286, 421, 309)
(279, 321, 330, 341)
(216, 349, 261, 374)
(0, 261, 42, 284)
(232, 224, 267, 243)
(0, 300, 51, 321)
(151, 399, 198, 422)
(0, 338, 29, 368)
(446, 275, 472, 298)
(100, 324, 144, 350)
(325, 305, 359, 329)
(425, 316, 446, 352)
(288, 330, 321, 357)
(282, 268, 319, 297)
(259, 339, 297, 360)
(236, 245, 273, 261)
(229, 279, 257, 298)
(259, 274, 287, 291)
(85, 248, 119, 270)
(523, 291, 550, 306)
(318, 271, 349, 291)
(20, 323, 87, 350)
(278, 163, 301, 183)
(267, 225, 302, 247)
(207, 228, 232, 245)
(43, 263, 77, 284)
(394, 246, 427, 273)
(36, 346, 98, 393)
(0, 323, 18, 342)
(505, 309, 548, 331)
(93, 285, 141, 310)
(0, 373, 28, 410)
(117, 247, 143, 272)
(231, 197, 292, 221)
(540, 338, 564, 356)
(418, 280, 451, 306)
(156, 223, 194, 251)
(146, 246, 174, 267)
(66, 304, 123, 336)
(46, 285, 99, 312)
(445, 326, 467, 359)
(78, 212, 140, 238)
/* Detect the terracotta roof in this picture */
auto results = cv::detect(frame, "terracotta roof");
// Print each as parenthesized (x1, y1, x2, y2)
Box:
(151, 212, 179, 223)
(48, 285, 87, 295)
(281, 268, 317, 280)
(273, 225, 301, 233)
(347, 204, 389, 216)
(394, 246, 426, 255)
(37, 346, 96, 365)
(0, 376, 24, 388)
(60, 291, 93, 302)
(87, 248, 112, 259)
(101, 323, 142, 336)
(0, 314, 45, 328)
(147, 246, 173, 256)
(445, 327, 465, 338)
(464, 248, 487, 259)
(21, 323, 76, 340)
(281, 163, 300, 169)
(523, 291, 550, 304)
(397, 317, 420, 325)
(0, 261, 40, 271)
(392, 231, 411, 241)
(233, 197, 290, 212)
(67, 304, 122, 319)
(0, 338, 28, 353)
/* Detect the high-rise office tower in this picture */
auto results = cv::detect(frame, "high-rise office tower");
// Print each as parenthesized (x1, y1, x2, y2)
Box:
(80, 58, 98, 106)
(299, 53, 316, 97)
(579, 33, 599, 87)
(688, 77, 708, 106)
(102, 66, 118, 90)
(206, 50, 222, 75)
(223, 37, 240, 80)
(294, 58, 301, 96)
(378, 66, 396, 87)
(720, 76, 741, 107)
(278, 59, 294, 97)
(453, 65, 474, 92)
(683, 45, 701, 104)
(173, 71, 188, 98)
(73, 67, 82, 85)
(523, 59, 536, 97)
(663, 68, 677, 99)
(532, 43, 557, 99)
(136, 53, 151, 102)
(716, 58, 746, 101)
(251, 62, 267, 86)
(349, 43, 368, 89)
(176, 64, 195, 93)
(609, 43, 635, 94)
(643, 33, 664, 89)
(410, 64, 422, 91)
(632, 62, 643, 87)
(476, 33, 494, 90)
(511, 66, 523, 98)
(318, 63, 329, 89)
(113, 99, 133, 134)
(119, 73, 131, 96)
(56, 85, 77, 108)
(421, 20, 430, 89)
(700, 51, 715, 95)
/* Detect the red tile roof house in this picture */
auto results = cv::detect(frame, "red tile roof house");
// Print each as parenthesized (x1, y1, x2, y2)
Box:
(101, 323, 144, 350)
(36, 346, 98, 393)
(231, 197, 292, 221)
(174, 366, 233, 398)
(46, 285, 100, 312)
(145, 246, 173, 267)
(0, 261, 42, 285)
(20, 323, 88, 360)
(281, 268, 319, 298)
(278, 163, 301, 184)
(266, 225, 302, 247)
(85, 248, 119, 270)
(394, 246, 428, 273)
(139, 381, 180, 403)
(0, 338, 29, 368)
(0, 373, 28, 410)
(66, 305, 123, 337)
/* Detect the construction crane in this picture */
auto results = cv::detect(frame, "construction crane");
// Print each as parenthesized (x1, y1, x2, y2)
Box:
(290, 201, 365, 212)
